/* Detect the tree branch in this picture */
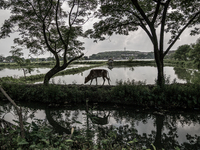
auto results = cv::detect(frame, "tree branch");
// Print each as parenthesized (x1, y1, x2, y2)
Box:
(0, 86, 25, 139)
(55, 0, 68, 50)
(131, 0, 158, 47)
(152, 0, 161, 23)
(67, 53, 84, 65)
(159, 0, 171, 58)
(130, 0, 152, 26)
(164, 10, 200, 56)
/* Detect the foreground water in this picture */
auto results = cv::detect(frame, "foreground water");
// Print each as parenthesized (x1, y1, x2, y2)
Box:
(1, 101, 200, 149)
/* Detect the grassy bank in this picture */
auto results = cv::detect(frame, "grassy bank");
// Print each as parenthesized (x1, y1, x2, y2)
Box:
(114, 60, 156, 66)
(1, 81, 200, 110)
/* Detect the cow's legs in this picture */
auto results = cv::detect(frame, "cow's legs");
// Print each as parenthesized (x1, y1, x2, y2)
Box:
(90, 79, 93, 85)
(106, 77, 110, 85)
(95, 77, 98, 85)
(102, 77, 105, 85)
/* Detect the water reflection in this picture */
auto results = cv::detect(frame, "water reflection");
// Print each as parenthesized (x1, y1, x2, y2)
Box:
(173, 67, 200, 84)
(1, 101, 200, 149)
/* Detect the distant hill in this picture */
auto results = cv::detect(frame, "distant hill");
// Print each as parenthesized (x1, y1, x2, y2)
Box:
(88, 51, 155, 60)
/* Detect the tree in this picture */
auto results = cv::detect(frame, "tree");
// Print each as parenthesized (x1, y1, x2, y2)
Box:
(90, 0, 200, 86)
(0, 0, 97, 85)
(10, 47, 33, 82)
(173, 44, 191, 61)
(189, 38, 200, 67)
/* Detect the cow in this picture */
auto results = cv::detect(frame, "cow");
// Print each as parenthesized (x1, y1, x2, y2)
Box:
(84, 69, 110, 85)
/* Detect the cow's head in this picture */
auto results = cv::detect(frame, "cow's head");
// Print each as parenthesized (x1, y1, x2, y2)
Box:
(84, 77, 89, 84)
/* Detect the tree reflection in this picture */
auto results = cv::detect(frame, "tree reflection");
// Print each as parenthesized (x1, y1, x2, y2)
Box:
(1, 101, 200, 149)
(45, 109, 71, 134)
(174, 67, 200, 84)
(84, 106, 200, 150)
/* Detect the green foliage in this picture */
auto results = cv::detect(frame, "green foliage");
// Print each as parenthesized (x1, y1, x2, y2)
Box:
(1, 117, 184, 150)
(0, 118, 158, 150)
(111, 79, 150, 105)
(167, 38, 200, 68)
(0, 119, 77, 149)
(1, 81, 200, 109)
(173, 44, 191, 61)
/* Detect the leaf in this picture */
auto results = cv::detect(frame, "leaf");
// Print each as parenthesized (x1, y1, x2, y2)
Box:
(29, 144, 36, 149)
(128, 138, 138, 144)
(17, 139, 29, 145)
(71, 127, 74, 135)
(151, 144, 156, 150)
(40, 139, 49, 145)
(32, 121, 39, 131)
(174, 146, 180, 150)
(65, 139, 74, 143)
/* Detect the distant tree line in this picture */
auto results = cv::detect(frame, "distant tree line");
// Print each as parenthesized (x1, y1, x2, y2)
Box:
(0, 55, 90, 63)
(88, 51, 154, 60)
(0, 55, 55, 63)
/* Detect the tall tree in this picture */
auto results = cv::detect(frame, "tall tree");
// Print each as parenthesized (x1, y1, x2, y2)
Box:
(0, 0, 97, 85)
(91, 0, 200, 86)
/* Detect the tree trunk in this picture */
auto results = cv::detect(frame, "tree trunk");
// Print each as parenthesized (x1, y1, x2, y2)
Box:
(154, 47, 165, 87)
(45, 109, 70, 134)
(156, 59, 165, 87)
(153, 114, 164, 150)
(43, 66, 62, 86)
(43, 53, 84, 85)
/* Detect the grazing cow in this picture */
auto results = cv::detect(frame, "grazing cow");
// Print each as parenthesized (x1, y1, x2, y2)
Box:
(84, 69, 110, 85)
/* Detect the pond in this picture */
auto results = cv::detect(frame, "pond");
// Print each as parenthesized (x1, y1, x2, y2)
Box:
(1, 101, 200, 149)
(49, 65, 199, 85)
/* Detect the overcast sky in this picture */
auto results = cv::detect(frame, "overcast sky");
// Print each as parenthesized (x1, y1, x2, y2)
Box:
(0, 9, 199, 58)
